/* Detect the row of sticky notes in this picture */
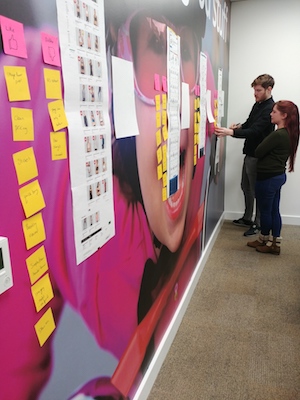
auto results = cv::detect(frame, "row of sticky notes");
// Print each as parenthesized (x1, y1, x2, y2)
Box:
(194, 95, 200, 165)
(155, 94, 169, 202)
(154, 73, 168, 92)
(1, 16, 65, 347)
(26, 245, 55, 346)
(0, 15, 61, 67)
(4, 65, 63, 101)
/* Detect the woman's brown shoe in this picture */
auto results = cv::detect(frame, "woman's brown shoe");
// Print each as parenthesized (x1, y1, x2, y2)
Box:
(247, 240, 265, 248)
(256, 244, 280, 255)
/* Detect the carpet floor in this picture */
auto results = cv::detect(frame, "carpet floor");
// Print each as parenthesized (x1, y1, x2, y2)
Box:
(148, 220, 300, 400)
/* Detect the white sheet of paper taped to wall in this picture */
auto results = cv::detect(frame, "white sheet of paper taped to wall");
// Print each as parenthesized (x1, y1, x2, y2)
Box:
(111, 56, 139, 139)
(181, 82, 190, 129)
(206, 90, 215, 124)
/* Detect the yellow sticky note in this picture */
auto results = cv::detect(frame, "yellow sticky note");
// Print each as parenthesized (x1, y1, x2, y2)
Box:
(34, 307, 56, 347)
(156, 129, 162, 147)
(162, 93, 167, 110)
(194, 133, 198, 145)
(19, 179, 46, 218)
(156, 146, 162, 164)
(11, 108, 34, 141)
(31, 273, 54, 312)
(22, 212, 46, 250)
(194, 154, 197, 166)
(194, 98, 198, 110)
(155, 94, 161, 111)
(194, 145, 198, 155)
(44, 68, 62, 99)
(162, 110, 167, 126)
(156, 111, 161, 128)
(4, 66, 31, 101)
(162, 146, 167, 172)
(162, 125, 168, 141)
(48, 99, 68, 131)
(163, 172, 167, 188)
(50, 131, 67, 160)
(162, 187, 167, 202)
(13, 147, 38, 185)
(26, 246, 49, 285)
(157, 163, 162, 180)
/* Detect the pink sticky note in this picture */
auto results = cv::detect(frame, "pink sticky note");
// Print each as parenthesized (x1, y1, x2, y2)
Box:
(162, 76, 167, 92)
(0, 16, 27, 59)
(154, 74, 161, 91)
(41, 32, 61, 67)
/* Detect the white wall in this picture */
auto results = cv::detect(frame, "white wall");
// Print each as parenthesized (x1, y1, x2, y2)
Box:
(225, 0, 300, 224)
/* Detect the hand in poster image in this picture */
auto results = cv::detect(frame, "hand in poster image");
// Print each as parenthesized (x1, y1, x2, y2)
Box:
(0, 0, 225, 399)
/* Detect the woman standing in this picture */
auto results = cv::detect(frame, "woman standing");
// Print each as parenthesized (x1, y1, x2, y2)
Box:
(247, 100, 299, 254)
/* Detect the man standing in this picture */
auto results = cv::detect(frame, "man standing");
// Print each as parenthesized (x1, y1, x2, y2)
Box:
(215, 74, 275, 236)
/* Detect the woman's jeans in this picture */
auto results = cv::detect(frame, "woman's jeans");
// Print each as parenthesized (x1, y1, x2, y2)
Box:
(255, 173, 286, 237)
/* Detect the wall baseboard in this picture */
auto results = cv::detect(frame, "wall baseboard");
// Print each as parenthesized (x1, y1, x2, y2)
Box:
(133, 213, 225, 400)
(224, 212, 300, 226)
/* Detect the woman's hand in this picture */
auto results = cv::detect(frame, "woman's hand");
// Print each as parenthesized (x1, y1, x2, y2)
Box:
(214, 126, 234, 137)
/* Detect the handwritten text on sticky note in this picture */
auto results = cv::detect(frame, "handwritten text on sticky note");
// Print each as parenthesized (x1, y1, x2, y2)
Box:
(34, 308, 56, 347)
(4, 66, 31, 101)
(22, 212, 46, 250)
(50, 131, 67, 160)
(11, 108, 34, 141)
(26, 246, 49, 285)
(48, 100, 68, 131)
(41, 32, 61, 67)
(19, 180, 46, 218)
(13, 147, 38, 185)
(31, 273, 54, 313)
(44, 68, 62, 99)
(0, 16, 27, 58)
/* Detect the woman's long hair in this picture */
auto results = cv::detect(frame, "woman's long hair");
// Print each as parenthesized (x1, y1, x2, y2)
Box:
(275, 100, 300, 172)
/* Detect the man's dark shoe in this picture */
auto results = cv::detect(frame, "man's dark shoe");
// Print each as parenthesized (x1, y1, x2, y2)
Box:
(232, 217, 252, 227)
(244, 224, 261, 237)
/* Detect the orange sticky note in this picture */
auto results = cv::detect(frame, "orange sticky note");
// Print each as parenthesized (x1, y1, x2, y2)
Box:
(41, 32, 61, 67)
(44, 68, 62, 99)
(11, 107, 34, 141)
(0, 16, 27, 58)
(162, 93, 167, 109)
(162, 187, 167, 202)
(156, 147, 162, 164)
(155, 94, 161, 111)
(13, 147, 38, 185)
(22, 212, 46, 250)
(19, 179, 46, 218)
(31, 273, 54, 313)
(156, 129, 162, 147)
(156, 111, 161, 128)
(162, 110, 167, 126)
(4, 66, 31, 101)
(157, 164, 162, 180)
(48, 99, 68, 131)
(34, 308, 56, 347)
(163, 172, 167, 188)
(26, 246, 49, 285)
(50, 131, 67, 160)
(162, 125, 168, 141)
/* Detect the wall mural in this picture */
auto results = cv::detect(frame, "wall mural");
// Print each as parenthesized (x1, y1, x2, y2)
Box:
(0, 0, 230, 398)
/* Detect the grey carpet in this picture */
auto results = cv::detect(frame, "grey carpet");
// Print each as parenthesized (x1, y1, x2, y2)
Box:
(148, 221, 300, 400)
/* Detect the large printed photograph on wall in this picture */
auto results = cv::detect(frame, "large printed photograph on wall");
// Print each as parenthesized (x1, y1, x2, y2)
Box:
(0, 0, 230, 399)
